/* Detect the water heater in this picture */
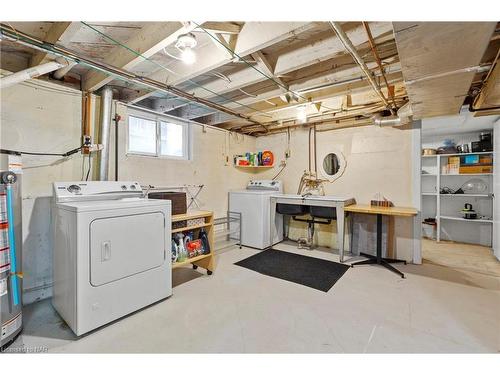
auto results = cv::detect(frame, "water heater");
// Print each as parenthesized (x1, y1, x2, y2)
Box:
(0, 153, 23, 349)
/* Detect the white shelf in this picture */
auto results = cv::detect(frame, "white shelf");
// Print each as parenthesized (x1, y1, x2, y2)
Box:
(441, 173, 492, 176)
(422, 173, 437, 176)
(422, 192, 437, 196)
(440, 215, 493, 224)
(438, 151, 493, 157)
(440, 194, 492, 198)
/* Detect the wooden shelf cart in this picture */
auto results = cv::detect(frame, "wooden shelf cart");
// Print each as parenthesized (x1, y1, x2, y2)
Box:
(171, 210, 215, 275)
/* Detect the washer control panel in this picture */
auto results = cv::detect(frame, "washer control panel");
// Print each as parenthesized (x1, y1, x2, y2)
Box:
(246, 180, 283, 192)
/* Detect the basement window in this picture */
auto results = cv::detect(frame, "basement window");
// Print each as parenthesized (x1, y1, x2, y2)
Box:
(127, 113, 190, 160)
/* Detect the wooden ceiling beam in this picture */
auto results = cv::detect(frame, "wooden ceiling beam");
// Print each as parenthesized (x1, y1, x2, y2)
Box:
(83, 21, 200, 92)
(126, 22, 317, 103)
(201, 22, 242, 35)
(30, 22, 81, 67)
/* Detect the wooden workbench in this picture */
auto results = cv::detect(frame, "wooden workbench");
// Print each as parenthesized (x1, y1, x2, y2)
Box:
(344, 204, 417, 217)
(345, 204, 417, 278)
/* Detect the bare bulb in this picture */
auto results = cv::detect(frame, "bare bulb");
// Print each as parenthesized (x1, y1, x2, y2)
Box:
(297, 106, 307, 123)
(181, 48, 196, 65)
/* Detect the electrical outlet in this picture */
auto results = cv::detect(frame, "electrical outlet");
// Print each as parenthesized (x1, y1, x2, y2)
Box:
(285, 149, 291, 158)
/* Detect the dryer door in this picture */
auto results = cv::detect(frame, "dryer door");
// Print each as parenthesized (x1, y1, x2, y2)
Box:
(89, 212, 165, 286)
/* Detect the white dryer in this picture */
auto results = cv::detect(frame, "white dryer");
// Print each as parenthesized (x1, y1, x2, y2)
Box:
(52, 181, 171, 336)
(229, 180, 283, 249)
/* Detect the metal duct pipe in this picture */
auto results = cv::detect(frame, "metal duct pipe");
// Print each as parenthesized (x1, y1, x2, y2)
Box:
(98, 88, 113, 181)
(329, 22, 394, 113)
(0, 58, 68, 89)
(372, 102, 412, 127)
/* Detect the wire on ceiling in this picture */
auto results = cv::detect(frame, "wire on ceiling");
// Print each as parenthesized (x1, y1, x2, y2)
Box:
(79, 22, 273, 120)
(192, 21, 342, 114)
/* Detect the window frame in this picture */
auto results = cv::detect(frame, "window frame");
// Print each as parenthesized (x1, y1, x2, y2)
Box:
(126, 109, 191, 160)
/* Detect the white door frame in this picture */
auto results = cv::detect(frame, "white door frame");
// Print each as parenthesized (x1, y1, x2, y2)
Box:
(412, 120, 423, 264)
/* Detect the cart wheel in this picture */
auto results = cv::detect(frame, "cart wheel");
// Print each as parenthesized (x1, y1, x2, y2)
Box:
(404, 261, 407, 265)
(207, 270, 213, 275)
(192, 265, 198, 270)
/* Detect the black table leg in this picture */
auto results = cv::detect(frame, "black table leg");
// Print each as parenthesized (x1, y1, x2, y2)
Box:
(351, 213, 406, 278)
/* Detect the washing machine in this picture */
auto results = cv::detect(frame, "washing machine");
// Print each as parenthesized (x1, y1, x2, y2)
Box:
(52, 181, 172, 336)
(229, 180, 283, 249)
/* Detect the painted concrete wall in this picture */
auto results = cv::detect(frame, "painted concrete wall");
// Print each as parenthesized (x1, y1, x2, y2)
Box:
(0, 80, 91, 303)
(1, 81, 256, 304)
(112, 103, 257, 218)
(255, 125, 416, 261)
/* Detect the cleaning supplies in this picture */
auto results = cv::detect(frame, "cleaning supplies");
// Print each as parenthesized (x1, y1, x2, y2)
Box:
(171, 239, 178, 263)
(174, 233, 188, 262)
(199, 228, 210, 254)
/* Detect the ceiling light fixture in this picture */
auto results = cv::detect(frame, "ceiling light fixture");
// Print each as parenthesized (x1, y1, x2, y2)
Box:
(297, 105, 307, 124)
(175, 33, 197, 65)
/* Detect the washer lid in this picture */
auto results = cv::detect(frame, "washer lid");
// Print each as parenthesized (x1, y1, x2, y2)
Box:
(57, 197, 171, 213)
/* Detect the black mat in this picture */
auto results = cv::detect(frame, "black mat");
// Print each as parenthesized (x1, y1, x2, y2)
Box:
(234, 249, 350, 292)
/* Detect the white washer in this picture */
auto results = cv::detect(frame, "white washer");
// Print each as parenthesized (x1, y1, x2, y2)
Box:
(229, 180, 283, 249)
(52, 181, 172, 336)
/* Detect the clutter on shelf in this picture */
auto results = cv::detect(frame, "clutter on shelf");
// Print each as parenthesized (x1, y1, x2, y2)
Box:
(170, 211, 215, 275)
(370, 193, 393, 207)
(442, 153, 493, 175)
(432, 132, 493, 155)
(234, 150, 274, 167)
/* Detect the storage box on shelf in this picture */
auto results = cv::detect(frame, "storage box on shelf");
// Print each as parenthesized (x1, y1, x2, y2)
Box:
(171, 210, 215, 275)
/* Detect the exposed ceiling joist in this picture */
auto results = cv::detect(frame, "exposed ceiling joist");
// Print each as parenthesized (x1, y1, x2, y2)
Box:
(127, 22, 318, 103)
(251, 51, 288, 92)
(30, 22, 81, 67)
(83, 21, 200, 92)
(201, 22, 242, 35)
(472, 54, 500, 116)
(393, 22, 496, 119)
(173, 22, 394, 105)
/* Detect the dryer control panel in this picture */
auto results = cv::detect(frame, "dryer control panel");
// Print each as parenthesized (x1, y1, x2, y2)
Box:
(54, 181, 143, 202)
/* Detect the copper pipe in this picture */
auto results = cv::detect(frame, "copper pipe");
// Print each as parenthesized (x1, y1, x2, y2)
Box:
(362, 21, 398, 111)
(0, 23, 268, 132)
(329, 22, 393, 113)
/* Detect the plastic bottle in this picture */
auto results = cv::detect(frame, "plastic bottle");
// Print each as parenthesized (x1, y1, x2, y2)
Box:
(199, 228, 210, 254)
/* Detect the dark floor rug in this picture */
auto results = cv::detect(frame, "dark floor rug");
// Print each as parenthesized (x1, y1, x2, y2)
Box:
(234, 249, 350, 292)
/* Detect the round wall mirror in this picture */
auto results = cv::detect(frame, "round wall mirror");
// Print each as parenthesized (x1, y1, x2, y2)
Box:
(322, 153, 340, 176)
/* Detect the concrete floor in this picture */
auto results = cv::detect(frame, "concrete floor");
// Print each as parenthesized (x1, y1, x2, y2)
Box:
(6, 241, 500, 353)
(422, 238, 500, 277)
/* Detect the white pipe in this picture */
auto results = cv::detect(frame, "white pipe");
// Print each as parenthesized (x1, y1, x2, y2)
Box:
(0, 59, 68, 89)
(98, 88, 113, 181)
(53, 62, 76, 80)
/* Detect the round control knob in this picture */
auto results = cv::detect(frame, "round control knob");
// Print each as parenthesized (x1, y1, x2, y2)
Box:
(130, 185, 136, 190)
(67, 184, 81, 194)
(121, 185, 127, 190)
(271, 181, 276, 185)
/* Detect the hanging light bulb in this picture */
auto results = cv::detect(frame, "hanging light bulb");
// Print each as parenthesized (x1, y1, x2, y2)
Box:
(297, 105, 307, 124)
(175, 33, 197, 65)
(181, 48, 196, 64)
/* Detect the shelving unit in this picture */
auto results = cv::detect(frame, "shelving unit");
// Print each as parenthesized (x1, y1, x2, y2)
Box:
(171, 210, 215, 274)
(234, 165, 274, 169)
(421, 151, 494, 245)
